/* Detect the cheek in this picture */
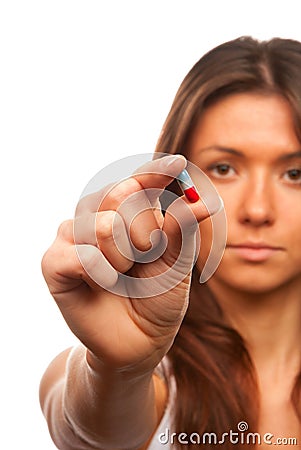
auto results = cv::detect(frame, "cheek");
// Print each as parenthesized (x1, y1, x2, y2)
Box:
(277, 191, 301, 247)
(218, 189, 237, 220)
(282, 214, 301, 263)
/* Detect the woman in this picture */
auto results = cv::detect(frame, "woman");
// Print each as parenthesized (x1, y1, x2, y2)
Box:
(40, 36, 301, 449)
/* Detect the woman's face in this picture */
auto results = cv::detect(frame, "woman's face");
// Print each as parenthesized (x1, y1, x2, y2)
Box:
(187, 93, 301, 293)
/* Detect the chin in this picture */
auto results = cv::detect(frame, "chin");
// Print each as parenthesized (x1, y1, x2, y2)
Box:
(224, 276, 282, 294)
(211, 265, 299, 295)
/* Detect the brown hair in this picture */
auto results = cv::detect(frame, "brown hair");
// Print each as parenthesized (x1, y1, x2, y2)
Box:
(155, 36, 301, 448)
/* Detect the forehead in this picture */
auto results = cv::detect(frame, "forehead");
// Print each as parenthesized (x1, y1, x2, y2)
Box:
(187, 93, 300, 159)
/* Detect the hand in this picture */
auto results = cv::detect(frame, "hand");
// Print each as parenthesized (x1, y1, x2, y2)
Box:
(42, 155, 213, 375)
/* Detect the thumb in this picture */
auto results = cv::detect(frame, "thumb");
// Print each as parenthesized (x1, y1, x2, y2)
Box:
(161, 194, 213, 274)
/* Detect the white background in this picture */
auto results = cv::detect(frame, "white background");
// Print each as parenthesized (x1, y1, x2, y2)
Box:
(1, 1, 300, 448)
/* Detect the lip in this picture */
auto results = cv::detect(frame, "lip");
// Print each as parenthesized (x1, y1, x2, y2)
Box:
(227, 242, 284, 262)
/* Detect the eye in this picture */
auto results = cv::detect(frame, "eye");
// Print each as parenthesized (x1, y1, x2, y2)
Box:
(208, 163, 235, 178)
(284, 168, 301, 183)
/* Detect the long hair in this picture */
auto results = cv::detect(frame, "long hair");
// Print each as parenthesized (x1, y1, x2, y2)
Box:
(155, 36, 301, 448)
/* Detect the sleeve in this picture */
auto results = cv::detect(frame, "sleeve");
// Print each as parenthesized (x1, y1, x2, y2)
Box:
(147, 358, 176, 450)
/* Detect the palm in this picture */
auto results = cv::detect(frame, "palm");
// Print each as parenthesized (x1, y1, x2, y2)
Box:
(55, 255, 192, 371)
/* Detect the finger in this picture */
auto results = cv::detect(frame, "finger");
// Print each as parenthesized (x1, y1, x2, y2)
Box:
(90, 155, 187, 212)
(116, 187, 162, 252)
(95, 211, 134, 273)
(74, 211, 134, 273)
(55, 219, 74, 244)
(76, 155, 186, 216)
(42, 241, 117, 296)
(132, 154, 187, 191)
(98, 179, 161, 252)
(97, 156, 187, 251)
(75, 182, 117, 215)
(76, 244, 118, 289)
(75, 155, 187, 254)
(161, 195, 212, 272)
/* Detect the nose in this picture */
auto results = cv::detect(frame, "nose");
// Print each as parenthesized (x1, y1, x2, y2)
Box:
(238, 171, 275, 227)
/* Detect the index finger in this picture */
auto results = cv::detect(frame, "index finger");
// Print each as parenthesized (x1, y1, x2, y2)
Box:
(97, 155, 189, 252)
(132, 154, 187, 191)
(75, 154, 187, 216)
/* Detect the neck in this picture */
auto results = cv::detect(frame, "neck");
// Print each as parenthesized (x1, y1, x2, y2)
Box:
(207, 277, 301, 378)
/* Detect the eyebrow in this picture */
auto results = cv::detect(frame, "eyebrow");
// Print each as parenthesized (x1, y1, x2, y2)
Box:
(200, 146, 244, 157)
(279, 150, 301, 160)
(200, 146, 301, 160)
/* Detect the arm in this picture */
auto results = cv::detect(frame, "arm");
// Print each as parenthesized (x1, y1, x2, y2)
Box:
(40, 346, 168, 450)
(40, 155, 210, 449)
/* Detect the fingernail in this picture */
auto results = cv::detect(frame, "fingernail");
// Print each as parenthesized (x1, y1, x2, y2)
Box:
(162, 154, 186, 168)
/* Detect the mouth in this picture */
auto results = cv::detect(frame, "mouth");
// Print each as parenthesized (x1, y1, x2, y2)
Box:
(226, 242, 284, 262)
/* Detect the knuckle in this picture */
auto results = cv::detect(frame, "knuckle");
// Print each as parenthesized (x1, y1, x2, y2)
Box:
(41, 249, 50, 276)
(96, 210, 121, 241)
(103, 178, 141, 206)
(41, 245, 58, 280)
(57, 219, 74, 240)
